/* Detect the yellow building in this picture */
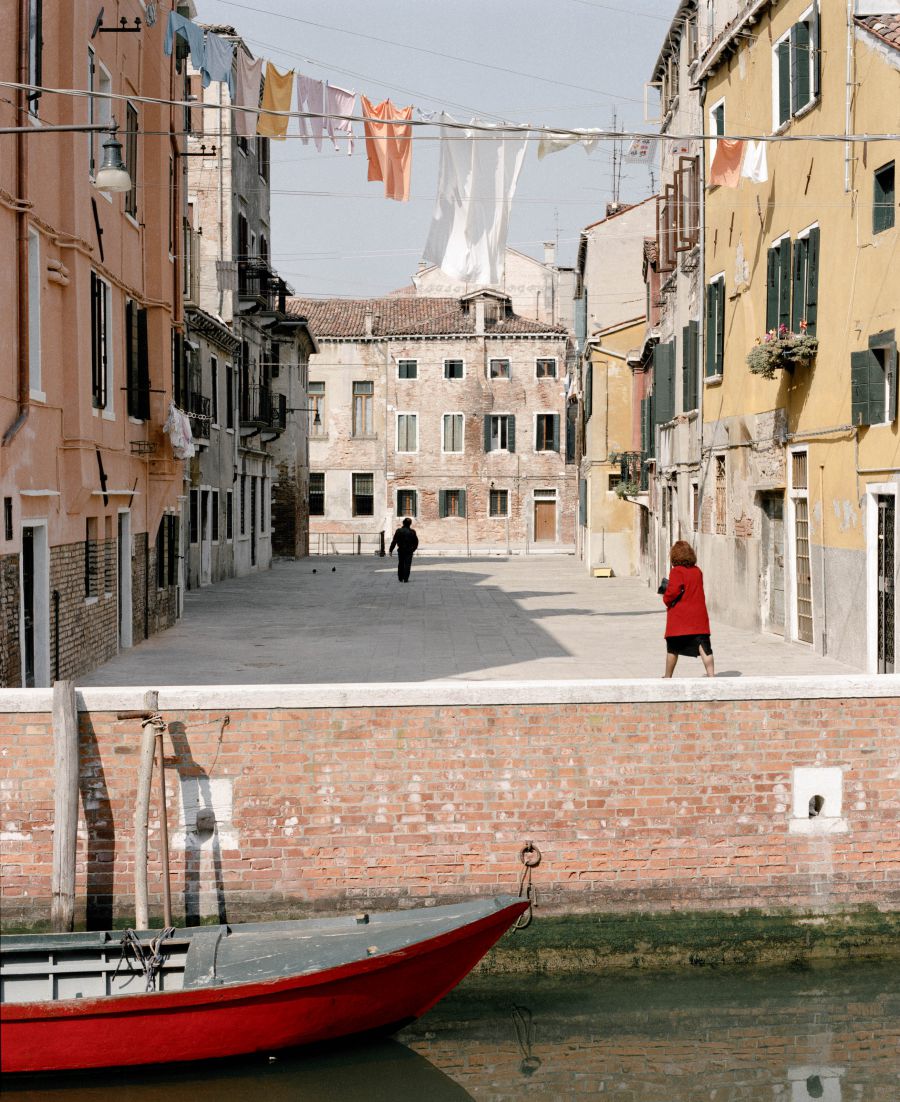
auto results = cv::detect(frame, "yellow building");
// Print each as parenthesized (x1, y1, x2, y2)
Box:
(697, 1, 898, 671)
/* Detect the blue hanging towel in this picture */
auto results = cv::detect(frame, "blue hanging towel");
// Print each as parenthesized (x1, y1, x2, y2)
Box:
(163, 11, 206, 71)
(202, 32, 235, 98)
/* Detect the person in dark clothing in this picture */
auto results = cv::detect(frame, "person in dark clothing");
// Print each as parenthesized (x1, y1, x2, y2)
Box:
(660, 540, 715, 678)
(389, 517, 419, 582)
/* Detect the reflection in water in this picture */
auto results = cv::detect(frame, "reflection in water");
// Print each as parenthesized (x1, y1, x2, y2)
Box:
(5, 964, 898, 1101)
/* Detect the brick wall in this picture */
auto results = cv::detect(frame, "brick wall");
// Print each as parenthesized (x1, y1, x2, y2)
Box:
(49, 540, 118, 682)
(1, 681, 897, 927)
(272, 459, 304, 558)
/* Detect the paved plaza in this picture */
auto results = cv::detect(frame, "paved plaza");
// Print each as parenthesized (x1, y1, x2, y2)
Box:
(81, 555, 856, 685)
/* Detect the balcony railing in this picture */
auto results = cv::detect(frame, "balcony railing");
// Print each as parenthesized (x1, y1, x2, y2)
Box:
(240, 384, 286, 435)
(188, 367, 211, 438)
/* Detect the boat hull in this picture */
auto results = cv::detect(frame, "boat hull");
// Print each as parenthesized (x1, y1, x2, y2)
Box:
(1, 899, 526, 1073)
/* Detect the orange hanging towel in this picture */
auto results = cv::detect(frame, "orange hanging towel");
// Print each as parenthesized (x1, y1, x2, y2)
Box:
(361, 95, 413, 202)
(257, 61, 294, 140)
(709, 139, 745, 188)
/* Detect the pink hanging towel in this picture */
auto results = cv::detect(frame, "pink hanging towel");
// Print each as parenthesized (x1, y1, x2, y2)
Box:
(296, 73, 326, 151)
(709, 139, 745, 188)
(361, 96, 413, 202)
(234, 52, 263, 139)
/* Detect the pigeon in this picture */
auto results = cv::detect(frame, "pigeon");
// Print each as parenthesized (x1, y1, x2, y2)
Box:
(312, 568, 317, 574)
(331, 567, 336, 572)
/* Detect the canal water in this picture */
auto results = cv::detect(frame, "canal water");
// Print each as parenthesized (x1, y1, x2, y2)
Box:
(5, 962, 898, 1100)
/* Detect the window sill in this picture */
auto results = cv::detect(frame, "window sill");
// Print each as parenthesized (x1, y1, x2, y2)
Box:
(226, 427, 235, 434)
(124, 212, 140, 230)
(29, 389, 46, 403)
(351, 434, 378, 441)
(704, 374, 723, 387)
(84, 596, 99, 607)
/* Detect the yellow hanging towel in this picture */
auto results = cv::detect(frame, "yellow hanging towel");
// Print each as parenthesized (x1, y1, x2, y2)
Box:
(257, 62, 294, 140)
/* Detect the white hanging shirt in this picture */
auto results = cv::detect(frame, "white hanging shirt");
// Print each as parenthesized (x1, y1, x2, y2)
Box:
(423, 114, 530, 285)
(537, 129, 600, 160)
(741, 140, 769, 184)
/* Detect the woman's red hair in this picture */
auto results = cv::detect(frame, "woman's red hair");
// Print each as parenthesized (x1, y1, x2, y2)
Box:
(670, 540, 697, 567)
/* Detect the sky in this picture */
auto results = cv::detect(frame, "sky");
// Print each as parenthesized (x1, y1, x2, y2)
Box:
(193, 0, 680, 298)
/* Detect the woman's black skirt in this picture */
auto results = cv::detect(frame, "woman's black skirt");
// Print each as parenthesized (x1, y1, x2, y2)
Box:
(666, 633, 713, 657)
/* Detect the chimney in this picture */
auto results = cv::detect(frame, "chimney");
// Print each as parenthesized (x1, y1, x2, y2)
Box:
(474, 298, 485, 336)
(543, 241, 556, 266)
(364, 309, 374, 337)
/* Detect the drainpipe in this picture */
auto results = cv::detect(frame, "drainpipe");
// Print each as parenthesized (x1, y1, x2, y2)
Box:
(3, 0, 31, 448)
(696, 77, 707, 547)
(844, 0, 855, 194)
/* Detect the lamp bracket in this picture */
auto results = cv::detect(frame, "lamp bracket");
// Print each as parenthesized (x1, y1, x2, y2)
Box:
(93, 8, 142, 38)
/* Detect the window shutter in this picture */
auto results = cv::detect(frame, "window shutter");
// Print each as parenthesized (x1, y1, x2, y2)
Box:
(507, 415, 516, 453)
(884, 341, 898, 423)
(483, 414, 491, 452)
(805, 226, 819, 335)
(811, 2, 821, 99)
(137, 307, 150, 419)
(438, 490, 447, 519)
(791, 236, 806, 333)
(716, 280, 726, 374)
(551, 413, 560, 453)
(459, 489, 467, 518)
(851, 349, 876, 426)
(578, 478, 587, 524)
(689, 320, 699, 410)
(873, 165, 895, 235)
(585, 364, 593, 420)
(533, 416, 540, 451)
(125, 299, 136, 416)
(792, 21, 810, 113)
(765, 247, 779, 332)
(681, 325, 691, 414)
(778, 239, 792, 330)
(705, 282, 717, 376)
(777, 39, 791, 125)
(667, 341, 676, 420)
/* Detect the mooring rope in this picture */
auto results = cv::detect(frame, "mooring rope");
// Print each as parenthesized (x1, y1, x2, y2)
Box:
(513, 841, 542, 931)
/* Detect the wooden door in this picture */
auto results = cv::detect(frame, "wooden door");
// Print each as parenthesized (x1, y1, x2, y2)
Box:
(534, 499, 556, 542)
(761, 494, 785, 635)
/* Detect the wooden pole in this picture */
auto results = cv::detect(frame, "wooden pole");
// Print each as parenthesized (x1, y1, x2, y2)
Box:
(132, 690, 158, 930)
(50, 680, 79, 933)
(156, 732, 172, 927)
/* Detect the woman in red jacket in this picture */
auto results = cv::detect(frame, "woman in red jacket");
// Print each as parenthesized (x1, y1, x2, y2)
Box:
(661, 540, 715, 678)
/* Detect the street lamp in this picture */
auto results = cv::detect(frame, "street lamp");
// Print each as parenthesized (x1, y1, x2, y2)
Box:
(94, 123, 131, 193)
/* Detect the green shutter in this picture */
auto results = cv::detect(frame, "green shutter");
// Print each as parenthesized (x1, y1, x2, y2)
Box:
(585, 364, 593, 420)
(689, 320, 699, 409)
(811, 2, 821, 98)
(136, 307, 150, 420)
(551, 414, 560, 452)
(705, 282, 716, 376)
(716, 280, 726, 374)
(791, 235, 806, 333)
(791, 21, 810, 114)
(778, 239, 792, 330)
(777, 39, 791, 125)
(642, 394, 655, 458)
(681, 325, 691, 414)
(438, 490, 447, 518)
(507, 415, 516, 453)
(459, 489, 467, 518)
(483, 414, 491, 452)
(851, 348, 883, 426)
(873, 164, 896, 235)
(886, 342, 898, 423)
(805, 226, 819, 335)
(765, 247, 778, 332)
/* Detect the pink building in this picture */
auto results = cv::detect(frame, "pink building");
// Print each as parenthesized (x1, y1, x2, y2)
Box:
(1, 1, 189, 686)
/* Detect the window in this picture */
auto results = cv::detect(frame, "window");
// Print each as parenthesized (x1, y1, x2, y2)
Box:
(677, 156, 700, 249)
(608, 473, 621, 492)
(442, 413, 464, 453)
(352, 380, 374, 436)
(172, 329, 187, 410)
(226, 365, 235, 429)
(398, 359, 417, 379)
(155, 522, 166, 589)
(790, 450, 813, 643)
(535, 413, 560, 452)
(84, 518, 98, 598)
(258, 136, 270, 182)
(489, 488, 509, 517)
(91, 272, 111, 410)
(791, 226, 820, 335)
(536, 358, 557, 378)
(439, 489, 466, 518)
(584, 364, 593, 421)
(653, 342, 675, 425)
(4, 498, 12, 542)
(682, 320, 699, 412)
(444, 359, 464, 380)
(489, 358, 510, 379)
(396, 488, 417, 517)
(309, 473, 325, 516)
(260, 478, 267, 534)
(352, 473, 374, 517)
(125, 299, 150, 419)
(211, 491, 220, 542)
(28, 229, 41, 395)
(566, 400, 577, 464)
(125, 102, 138, 217)
(210, 356, 219, 425)
(874, 162, 895, 234)
(167, 515, 178, 586)
(396, 413, 418, 453)
(705, 274, 725, 378)
(708, 99, 724, 168)
(715, 455, 727, 535)
(189, 490, 199, 544)
(27, 0, 42, 115)
(692, 483, 700, 532)
(88, 51, 112, 178)
(308, 381, 325, 435)
(239, 475, 246, 535)
(485, 414, 515, 453)
(226, 491, 234, 540)
(773, 6, 819, 129)
(852, 331, 898, 427)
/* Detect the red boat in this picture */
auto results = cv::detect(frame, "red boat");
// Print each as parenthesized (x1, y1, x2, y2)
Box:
(0, 895, 527, 1074)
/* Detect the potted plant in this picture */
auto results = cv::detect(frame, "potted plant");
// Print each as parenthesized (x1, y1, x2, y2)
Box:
(746, 321, 818, 379)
